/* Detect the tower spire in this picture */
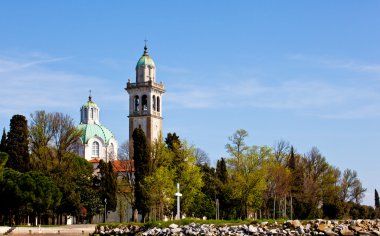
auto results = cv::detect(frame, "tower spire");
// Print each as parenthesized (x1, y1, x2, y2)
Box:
(144, 39, 148, 55)
(89, 89, 92, 102)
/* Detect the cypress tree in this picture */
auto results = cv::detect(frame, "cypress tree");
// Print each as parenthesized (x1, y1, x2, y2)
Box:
(216, 157, 228, 183)
(6, 115, 30, 172)
(98, 160, 117, 212)
(0, 128, 6, 153)
(375, 189, 379, 209)
(132, 127, 150, 221)
(288, 146, 296, 171)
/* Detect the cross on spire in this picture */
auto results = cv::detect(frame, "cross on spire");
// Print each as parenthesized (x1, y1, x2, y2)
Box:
(89, 89, 92, 101)
(144, 39, 148, 55)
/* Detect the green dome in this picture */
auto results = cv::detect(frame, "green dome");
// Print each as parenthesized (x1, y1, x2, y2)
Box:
(135, 46, 155, 70)
(77, 123, 115, 145)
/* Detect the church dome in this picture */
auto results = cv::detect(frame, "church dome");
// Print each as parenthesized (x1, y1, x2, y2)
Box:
(77, 123, 115, 145)
(136, 45, 155, 70)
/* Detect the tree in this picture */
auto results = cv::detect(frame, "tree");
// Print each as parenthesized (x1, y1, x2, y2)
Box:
(132, 127, 150, 221)
(216, 158, 228, 183)
(225, 129, 248, 161)
(273, 140, 290, 165)
(216, 157, 235, 219)
(375, 189, 379, 209)
(6, 115, 30, 172)
(29, 111, 82, 171)
(191, 164, 217, 219)
(165, 132, 184, 182)
(173, 141, 203, 215)
(0, 128, 6, 153)
(225, 130, 268, 219)
(118, 140, 130, 160)
(98, 160, 117, 212)
(165, 132, 180, 151)
(194, 148, 210, 166)
(0, 152, 8, 180)
(341, 169, 366, 203)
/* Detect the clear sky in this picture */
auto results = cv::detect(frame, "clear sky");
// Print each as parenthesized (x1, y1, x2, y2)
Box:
(0, 1, 379, 206)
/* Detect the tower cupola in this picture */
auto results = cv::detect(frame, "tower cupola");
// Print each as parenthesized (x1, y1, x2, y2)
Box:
(80, 94, 100, 125)
(135, 44, 156, 83)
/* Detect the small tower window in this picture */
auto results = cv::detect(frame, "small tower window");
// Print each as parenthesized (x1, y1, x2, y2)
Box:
(152, 95, 156, 111)
(142, 95, 148, 111)
(92, 141, 99, 157)
(91, 108, 94, 119)
(84, 108, 88, 121)
(134, 95, 140, 112)
(157, 96, 160, 112)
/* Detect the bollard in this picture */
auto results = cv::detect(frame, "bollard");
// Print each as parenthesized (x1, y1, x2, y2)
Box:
(29, 230, 32, 235)
(82, 230, 85, 234)
(58, 230, 60, 234)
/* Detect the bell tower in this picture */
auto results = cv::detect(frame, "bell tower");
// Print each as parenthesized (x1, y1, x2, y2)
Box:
(125, 44, 165, 158)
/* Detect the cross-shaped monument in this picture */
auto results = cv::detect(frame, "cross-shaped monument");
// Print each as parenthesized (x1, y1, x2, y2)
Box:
(174, 183, 182, 220)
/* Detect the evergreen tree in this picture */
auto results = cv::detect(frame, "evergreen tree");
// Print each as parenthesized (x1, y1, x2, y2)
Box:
(165, 132, 180, 151)
(0, 128, 6, 153)
(288, 146, 296, 171)
(0, 152, 8, 180)
(165, 132, 185, 182)
(375, 189, 379, 209)
(132, 127, 150, 221)
(6, 115, 30, 172)
(98, 160, 117, 212)
(216, 158, 228, 183)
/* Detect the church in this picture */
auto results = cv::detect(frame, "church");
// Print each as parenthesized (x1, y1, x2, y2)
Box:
(74, 44, 164, 222)
(75, 44, 164, 163)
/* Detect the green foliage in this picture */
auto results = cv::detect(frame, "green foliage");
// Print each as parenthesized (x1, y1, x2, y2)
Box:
(0, 168, 61, 225)
(226, 130, 268, 219)
(98, 160, 118, 211)
(190, 164, 217, 219)
(0, 152, 8, 180)
(0, 128, 6, 153)
(173, 141, 204, 215)
(6, 115, 30, 172)
(375, 189, 379, 209)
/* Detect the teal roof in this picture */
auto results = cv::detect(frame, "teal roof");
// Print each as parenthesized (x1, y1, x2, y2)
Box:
(77, 123, 114, 145)
(135, 46, 155, 70)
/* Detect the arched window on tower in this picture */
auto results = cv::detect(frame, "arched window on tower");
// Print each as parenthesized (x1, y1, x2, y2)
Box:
(134, 95, 140, 112)
(152, 95, 156, 111)
(84, 108, 88, 121)
(91, 108, 94, 119)
(92, 141, 99, 157)
(142, 95, 148, 111)
(157, 96, 160, 112)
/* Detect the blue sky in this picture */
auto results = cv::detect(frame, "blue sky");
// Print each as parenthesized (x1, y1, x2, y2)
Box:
(0, 1, 379, 206)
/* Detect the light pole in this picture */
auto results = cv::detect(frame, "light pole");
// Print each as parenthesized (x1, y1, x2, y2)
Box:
(104, 198, 107, 223)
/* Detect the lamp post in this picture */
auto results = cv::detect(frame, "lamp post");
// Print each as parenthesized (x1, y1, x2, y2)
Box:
(104, 198, 107, 223)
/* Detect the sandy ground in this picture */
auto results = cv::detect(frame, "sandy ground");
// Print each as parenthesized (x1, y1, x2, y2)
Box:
(0, 224, 96, 235)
